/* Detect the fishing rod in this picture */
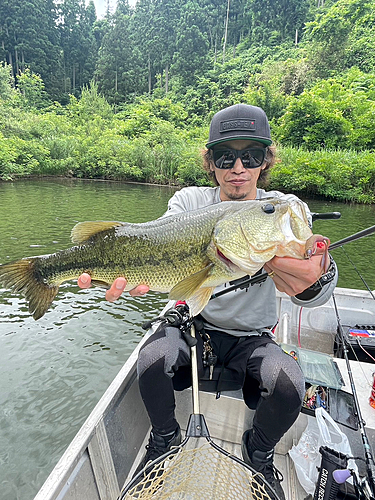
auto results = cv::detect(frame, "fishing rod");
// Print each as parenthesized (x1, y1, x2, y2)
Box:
(333, 293, 375, 499)
(330, 224, 375, 251)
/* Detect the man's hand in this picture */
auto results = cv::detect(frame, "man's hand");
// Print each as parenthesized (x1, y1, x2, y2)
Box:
(77, 273, 150, 302)
(264, 239, 330, 296)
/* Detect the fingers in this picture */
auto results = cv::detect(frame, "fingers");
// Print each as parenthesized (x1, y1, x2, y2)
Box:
(77, 273, 92, 289)
(78, 274, 149, 301)
(129, 284, 150, 297)
(105, 278, 150, 302)
(305, 235, 330, 258)
(105, 277, 127, 302)
(264, 254, 325, 296)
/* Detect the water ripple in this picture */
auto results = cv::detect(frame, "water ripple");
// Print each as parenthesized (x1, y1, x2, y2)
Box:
(0, 180, 374, 500)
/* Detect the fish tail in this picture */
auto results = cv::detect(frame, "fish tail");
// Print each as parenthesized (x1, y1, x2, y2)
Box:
(0, 258, 59, 320)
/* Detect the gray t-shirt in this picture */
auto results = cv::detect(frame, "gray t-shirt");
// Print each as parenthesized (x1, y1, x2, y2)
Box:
(163, 186, 336, 336)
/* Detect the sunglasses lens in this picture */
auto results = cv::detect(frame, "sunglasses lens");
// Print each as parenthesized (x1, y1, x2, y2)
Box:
(213, 150, 236, 169)
(241, 148, 265, 168)
(213, 148, 266, 169)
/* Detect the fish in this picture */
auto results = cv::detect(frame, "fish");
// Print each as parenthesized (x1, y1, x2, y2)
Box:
(0, 198, 323, 320)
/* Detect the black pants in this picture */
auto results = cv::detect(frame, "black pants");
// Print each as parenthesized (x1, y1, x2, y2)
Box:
(137, 324, 305, 452)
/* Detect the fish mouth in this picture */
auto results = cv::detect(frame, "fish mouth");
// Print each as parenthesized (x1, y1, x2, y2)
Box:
(216, 248, 242, 272)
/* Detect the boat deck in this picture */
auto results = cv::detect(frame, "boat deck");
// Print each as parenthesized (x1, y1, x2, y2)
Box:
(124, 387, 310, 500)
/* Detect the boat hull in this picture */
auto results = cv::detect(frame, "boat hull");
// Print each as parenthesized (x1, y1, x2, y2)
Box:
(34, 287, 375, 500)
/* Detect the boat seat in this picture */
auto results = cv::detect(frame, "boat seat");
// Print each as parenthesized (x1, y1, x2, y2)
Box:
(198, 365, 261, 409)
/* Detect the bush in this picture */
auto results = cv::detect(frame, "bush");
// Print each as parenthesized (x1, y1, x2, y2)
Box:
(275, 72, 375, 150)
(0, 133, 19, 180)
(270, 146, 375, 203)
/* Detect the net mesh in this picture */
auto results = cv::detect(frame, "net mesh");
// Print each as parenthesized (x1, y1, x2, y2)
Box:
(121, 442, 278, 500)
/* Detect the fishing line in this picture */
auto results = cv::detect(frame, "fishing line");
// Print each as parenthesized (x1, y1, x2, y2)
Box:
(338, 246, 375, 300)
(355, 340, 375, 364)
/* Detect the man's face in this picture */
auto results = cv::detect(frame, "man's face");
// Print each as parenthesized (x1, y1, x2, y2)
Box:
(210, 140, 267, 202)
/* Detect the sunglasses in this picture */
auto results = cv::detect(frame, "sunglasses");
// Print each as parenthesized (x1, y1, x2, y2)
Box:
(211, 147, 267, 169)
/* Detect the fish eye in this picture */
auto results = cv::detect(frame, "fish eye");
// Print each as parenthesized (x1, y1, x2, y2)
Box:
(262, 203, 276, 214)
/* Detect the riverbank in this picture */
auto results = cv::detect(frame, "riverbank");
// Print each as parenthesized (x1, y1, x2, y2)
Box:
(2, 143, 375, 206)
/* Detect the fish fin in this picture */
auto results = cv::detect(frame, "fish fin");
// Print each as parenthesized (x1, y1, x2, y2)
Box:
(71, 221, 122, 244)
(90, 279, 110, 289)
(186, 287, 215, 317)
(169, 264, 213, 301)
(0, 259, 59, 320)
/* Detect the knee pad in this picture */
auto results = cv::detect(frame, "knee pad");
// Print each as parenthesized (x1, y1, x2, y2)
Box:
(252, 343, 305, 403)
(137, 326, 190, 379)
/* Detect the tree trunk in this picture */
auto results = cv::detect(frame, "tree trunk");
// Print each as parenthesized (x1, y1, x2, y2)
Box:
(8, 51, 14, 81)
(63, 58, 67, 93)
(15, 47, 19, 75)
(214, 33, 217, 67)
(165, 63, 168, 94)
(148, 55, 151, 94)
(208, 26, 213, 50)
(222, 0, 230, 63)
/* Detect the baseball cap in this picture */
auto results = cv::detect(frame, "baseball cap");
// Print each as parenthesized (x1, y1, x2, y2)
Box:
(206, 104, 272, 148)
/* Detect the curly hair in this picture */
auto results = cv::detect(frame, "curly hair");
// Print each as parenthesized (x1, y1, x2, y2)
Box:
(202, 145, 279, 188)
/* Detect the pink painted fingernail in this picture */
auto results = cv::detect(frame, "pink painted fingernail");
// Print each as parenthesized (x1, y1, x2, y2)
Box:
(116, 279, 125, 289)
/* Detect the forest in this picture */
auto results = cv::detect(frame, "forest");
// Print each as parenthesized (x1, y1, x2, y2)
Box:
(0, 0, 375, 202)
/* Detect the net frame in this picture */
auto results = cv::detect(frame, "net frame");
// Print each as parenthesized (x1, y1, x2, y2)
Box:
(119, 324, 281, 500)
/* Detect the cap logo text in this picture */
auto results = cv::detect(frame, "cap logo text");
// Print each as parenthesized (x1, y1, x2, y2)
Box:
(220, 119, 256, 132)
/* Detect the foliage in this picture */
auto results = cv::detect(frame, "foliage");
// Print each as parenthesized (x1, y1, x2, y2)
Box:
(0, 63, 18, 102)
(0, 0, 375, 203)
(66, 81, 113, 122)
(304, 0, 375, 77)
(275, 69, 375, 150)
(270, 146, 375, 203)
(114, 97, 188, 136)
(16, 69, 49, 110)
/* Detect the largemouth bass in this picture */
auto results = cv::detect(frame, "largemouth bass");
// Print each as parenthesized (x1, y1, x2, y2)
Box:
(0, 198, 320, 320)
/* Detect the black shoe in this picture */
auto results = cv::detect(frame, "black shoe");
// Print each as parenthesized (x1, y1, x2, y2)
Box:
(133, 426, 182, 478)
(242, 429, 285, 500)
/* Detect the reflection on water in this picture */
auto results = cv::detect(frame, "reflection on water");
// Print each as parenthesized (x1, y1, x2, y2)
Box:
(307, 199, 375, 291)
(0, 179, 374, 500)
(0, 180, 174, 500)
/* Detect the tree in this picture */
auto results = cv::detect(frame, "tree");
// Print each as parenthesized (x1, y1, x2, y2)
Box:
(0, 0, 62, 98)
(244, 0, 309, 45)
(96, 2, 147, 104)
(58, 0, 98, 98)
(17, 69, 49, 109)
(171, 2, 209, 86)
(304, 0, 372, 77)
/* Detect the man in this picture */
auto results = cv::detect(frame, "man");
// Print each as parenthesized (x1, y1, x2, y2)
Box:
(78, 104, 337, 499)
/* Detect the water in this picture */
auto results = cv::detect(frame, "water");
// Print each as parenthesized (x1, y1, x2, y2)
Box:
(305, 198, 375, 291)
(0, 180, 175, 500)
(0, 179, 374, 500)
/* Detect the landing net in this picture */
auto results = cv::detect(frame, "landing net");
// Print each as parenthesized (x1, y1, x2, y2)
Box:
(120, 441, 279, 500)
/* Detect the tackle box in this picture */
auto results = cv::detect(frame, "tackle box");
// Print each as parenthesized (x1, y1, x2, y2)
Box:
(334, 324, 375, 363)
(280, 343, 358, 430)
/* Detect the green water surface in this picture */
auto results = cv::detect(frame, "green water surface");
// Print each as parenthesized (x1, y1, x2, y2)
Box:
(0, 179, 374, 500)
